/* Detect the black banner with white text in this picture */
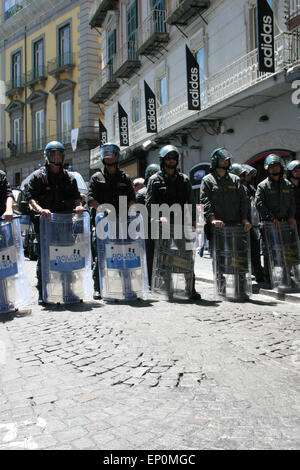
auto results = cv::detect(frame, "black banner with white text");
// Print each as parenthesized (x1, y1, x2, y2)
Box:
(186, 45, 201, 111)
(144, 81, 157, 133)
(256, 0, 274, 73)
(118, 102, 129, 147)
(99, 120, 108, 146)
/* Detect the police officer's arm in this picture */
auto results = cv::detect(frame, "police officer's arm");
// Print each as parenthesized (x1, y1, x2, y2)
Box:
(238, 180, 252, 231)
(1, 173, 14, 221)
(70, 178, 85, 214)
(26, 173, 51, 218)
(87, 174, 100, 211)
(255, 183, 275, 223)
(200, 177, 223, 228)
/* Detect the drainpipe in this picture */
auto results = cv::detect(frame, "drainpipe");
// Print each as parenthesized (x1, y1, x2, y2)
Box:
(24, 25, 28, 154)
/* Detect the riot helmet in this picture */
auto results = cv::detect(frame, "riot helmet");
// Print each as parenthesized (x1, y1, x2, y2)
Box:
(286, 160, 300, 181)
(44, 141, 65, 168)
(210, 147, 233, 169)
(159, 145, 180, 170)
(230, 163, 246, 177)
(264, 154, 284, 178)
(243, 164, 257, 178)
(145, 163, 160, 180)
(100, 142, 120, 166)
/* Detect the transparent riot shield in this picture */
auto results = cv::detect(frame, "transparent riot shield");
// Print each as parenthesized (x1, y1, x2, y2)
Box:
(96, 213, 148, 301)
(19, 214, 31, 257)
(40, 212, 93, 304)
(262, 221, 300, 292)
(213, 225, 252, 301)
(151, 223, 196, 301)
(196, 204, 205, 255)
(0, 218, 30, 313)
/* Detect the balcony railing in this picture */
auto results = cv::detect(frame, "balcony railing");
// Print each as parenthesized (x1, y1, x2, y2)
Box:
(5, 74, 26, 96)
(285, 0, 300, 30)
(123, 32, 297, 148)
(89, 0, 118, 28)
(89, 62, 119, 103)
(166, 0, 210, 25)
(25, 65, 47, 86)
(47, 52, 75, 76)
(113, 40, 141, 78)
(4, 0, 32, 21)
(136, 10, 169, 56)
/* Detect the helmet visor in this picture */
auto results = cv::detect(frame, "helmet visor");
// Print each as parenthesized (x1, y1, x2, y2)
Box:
(48, 149, 64, 165)
(101, 145, 119, 161)
(164, 151, 178, 161)
(218, 149, 233, 161)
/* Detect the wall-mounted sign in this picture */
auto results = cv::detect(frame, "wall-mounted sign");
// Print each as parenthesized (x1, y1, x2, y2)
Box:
(144, 81, 157, 133)
(118, 102, 129, 147)
(186, 45, 201, 111)
(256, 0, 274, 73)
(99, 120, 108, 146)
(189, 162, 210, 188)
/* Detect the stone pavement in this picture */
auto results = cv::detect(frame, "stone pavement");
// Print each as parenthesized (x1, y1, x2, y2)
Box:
(0, 259, 299, 450)
(194, 251, 300, 304)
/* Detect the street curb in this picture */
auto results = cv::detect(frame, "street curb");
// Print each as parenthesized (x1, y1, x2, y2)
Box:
(195, 276, 300, 304)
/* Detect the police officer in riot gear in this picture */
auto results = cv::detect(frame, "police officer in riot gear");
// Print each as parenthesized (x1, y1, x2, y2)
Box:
(26, 141, 84, 304)
(230, 163, 264, 283)
(136, 164, 160, 205)
(88, 142, 136, 300)
(146, 145, 201, 300)
(255, 154, 296, 285)
(286, 160, 300, 236)
(200, 148, 251, 231)
(136, 163, 160, 285)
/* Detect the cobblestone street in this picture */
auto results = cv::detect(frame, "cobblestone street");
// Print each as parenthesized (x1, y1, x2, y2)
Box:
(0, 260, 299, 450)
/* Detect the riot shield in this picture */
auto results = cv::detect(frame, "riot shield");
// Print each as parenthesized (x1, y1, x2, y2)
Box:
(96, 213, 148, 301)
(151, 223, 196, 301)
(262, 221, 300, 292)
(213, 225, 252, 301)
(0, 218, 30, 313)
(40, 212, 93, 304)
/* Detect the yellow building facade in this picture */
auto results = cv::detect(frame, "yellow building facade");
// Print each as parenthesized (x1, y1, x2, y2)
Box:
(0, 0, 101, 185)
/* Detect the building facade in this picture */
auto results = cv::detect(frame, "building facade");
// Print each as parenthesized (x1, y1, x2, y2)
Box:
(0, 0, 101, 185)
(89, 0, 300, 196)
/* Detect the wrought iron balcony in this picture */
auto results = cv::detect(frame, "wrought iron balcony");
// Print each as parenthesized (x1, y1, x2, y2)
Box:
(285, 0, 300, 30)
(125, 33, 297, 148)
(4, 0, 32, 21)
(89, 0, 118, 28)
(136, 10, 169, 56)
(47, 52, 75, 77)
(5, 74, 26, 97)
(89, 63, 119, 104)
(165, 0, 210, 25)
(25, 65, 47, 87)
(113, 40, 141, 79)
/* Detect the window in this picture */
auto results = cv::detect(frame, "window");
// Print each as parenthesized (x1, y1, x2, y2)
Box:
(61, 100, 72, 142)
(59, 24, 71, 67)
(33, 39, 44, 79)
(13, 117, 21, 149)
(4, 0, 23, 20)
(35, 110, 45, 150)
(127, 1, 138, 60)
(108, 30, 117, 80)
(132, 96, 140, 123)
(250, 0, 273, 51)
(157, 75, 167, 106)
(152, 0, 166, 33)
(12, 51, 21, 88)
